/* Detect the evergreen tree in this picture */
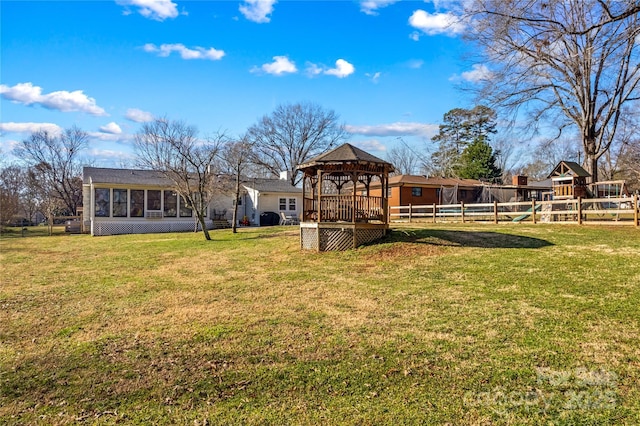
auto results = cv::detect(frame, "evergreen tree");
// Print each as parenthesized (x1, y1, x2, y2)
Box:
(429, 106, 497, 177)
(454, 136, 503, 183)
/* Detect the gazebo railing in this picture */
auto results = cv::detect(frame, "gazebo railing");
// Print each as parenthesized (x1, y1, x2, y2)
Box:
(303, 195, 384, 222)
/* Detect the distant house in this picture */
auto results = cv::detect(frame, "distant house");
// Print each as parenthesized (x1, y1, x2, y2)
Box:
(83, 167, 215, 236)
(367, 175, 484, 207)
(238, 173, 302, 226)
(477, 175, 553, 203)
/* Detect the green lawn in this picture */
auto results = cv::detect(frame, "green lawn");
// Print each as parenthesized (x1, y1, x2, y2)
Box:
(1, 224, 639, 425)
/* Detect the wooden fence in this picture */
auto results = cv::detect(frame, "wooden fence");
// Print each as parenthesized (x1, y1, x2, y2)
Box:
(389, 195, 640, 227)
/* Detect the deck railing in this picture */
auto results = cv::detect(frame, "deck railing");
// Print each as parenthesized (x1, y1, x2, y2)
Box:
(389, 195, 640, 226)
(303, 195, 384, 223)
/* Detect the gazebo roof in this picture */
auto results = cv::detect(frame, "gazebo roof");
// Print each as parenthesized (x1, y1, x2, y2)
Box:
(297, 143, 394, 173)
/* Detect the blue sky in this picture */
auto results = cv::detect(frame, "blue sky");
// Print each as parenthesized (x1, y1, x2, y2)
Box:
(1, 0, 487, 167)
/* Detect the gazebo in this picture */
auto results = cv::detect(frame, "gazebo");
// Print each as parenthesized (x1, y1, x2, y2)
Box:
(297, 143, 394, 251)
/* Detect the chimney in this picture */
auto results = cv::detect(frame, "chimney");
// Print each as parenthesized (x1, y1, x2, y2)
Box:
(512, 175, 528, 186)
(279, 170, 290, 181)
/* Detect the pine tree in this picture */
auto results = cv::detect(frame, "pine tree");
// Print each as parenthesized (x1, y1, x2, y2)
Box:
(454, 136, 502, 183)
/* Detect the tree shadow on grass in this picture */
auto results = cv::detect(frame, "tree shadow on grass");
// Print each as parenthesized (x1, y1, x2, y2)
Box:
(382, 229, 554, 249)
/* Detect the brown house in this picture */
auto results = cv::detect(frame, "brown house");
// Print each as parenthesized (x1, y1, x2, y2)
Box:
(366, 175, 484, 207)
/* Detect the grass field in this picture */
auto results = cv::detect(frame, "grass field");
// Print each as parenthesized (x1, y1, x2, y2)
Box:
(1, 224, 639, 425)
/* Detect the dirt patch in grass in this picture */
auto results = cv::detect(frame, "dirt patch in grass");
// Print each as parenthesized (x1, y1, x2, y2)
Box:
(373, 242, 449, 260)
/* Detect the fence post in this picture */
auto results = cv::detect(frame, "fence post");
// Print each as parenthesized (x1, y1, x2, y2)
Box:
(634, 194, 639, 227)
(461, 201, 465, 223)
(432, 203, 437, 223)
(408, 203, 412, 223)
(577, 197, 583, 225)
(493, 201, 498, 224)
(532, 199, 537, 224)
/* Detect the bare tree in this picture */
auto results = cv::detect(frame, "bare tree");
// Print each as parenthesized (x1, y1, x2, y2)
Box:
(27, 165, 64, 235)
(13, 126, 87, 215)
(247, 102, 347, 186)
(602, 108, 640, 189)
(465, 0, 640, 183)
(428, 106, 498, 177)
(0, 165, 23, 230)
(516, 137, 581, 180)
(386, 143, 422, 176)
(218, 137, 255, 233)
(134, 118, 225, 241)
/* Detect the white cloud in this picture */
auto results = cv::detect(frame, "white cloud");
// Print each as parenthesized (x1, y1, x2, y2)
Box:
(86, 147, 136, 164)
(125, 108, 155, 123)
(0, 122, 63, 135)
(351, 139, 387, 152)
(407, 59, 424, 69)
(359, 0, 399, 15)
(99, 122, 123, 134)
(239, 0, 276, 23)
(365, 72, 381, 83)
(409, 31, 421, 41)
(143, 43, 225, 60)
(409, 10, 465, 36)
(306, 59, 356, 78)
(0, 82, 107, 116)
(116, 0, 180, 21)
(252, 56, 297, 75)
(325, 59, 355, 78)
(88, 131, 128, 142)
(304, 62, 323, 77)
(345, 122, 439, 138)
(450, 64, 493, 82)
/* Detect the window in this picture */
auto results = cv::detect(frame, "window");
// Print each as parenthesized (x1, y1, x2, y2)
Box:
(130, 190, 144, 217)
(387, 187, 392, 198)
(163, 191, 177, 217)
(412, 187, 422, 197)
(147, 190, 161, 210)
(95, 188, 110, 217)
(288, 198, 296, 211)
(113, 189, 128, 217)
(179, 195, 192, 217)
(279, 198, 286, 210)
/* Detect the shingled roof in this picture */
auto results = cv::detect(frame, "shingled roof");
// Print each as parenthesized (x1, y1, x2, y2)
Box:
(242, 178, 301, 193)
(83, 167, 173, 186)
(548, 161, 591, 178)
(297, 143, 393, 171)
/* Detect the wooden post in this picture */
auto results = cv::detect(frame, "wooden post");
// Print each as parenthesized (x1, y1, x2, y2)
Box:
(432, 203, 437, 223)
(634, 194, 639, 227)
(532, 199, 536, 224)
(408, 203, 412, 223)
(577, 197, 583, 225)
(317, 170, 322, 224)
(493, 201, 498, 224)
(461, 201, 465, 223)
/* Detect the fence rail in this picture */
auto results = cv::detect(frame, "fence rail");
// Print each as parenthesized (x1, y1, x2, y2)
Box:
(389, 195, 640, 227)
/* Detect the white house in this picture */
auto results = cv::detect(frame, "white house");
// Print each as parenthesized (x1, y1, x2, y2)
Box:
(237, 173, 302, 226)
(82, 167, 215, 236)
(82, 167, 302, 235)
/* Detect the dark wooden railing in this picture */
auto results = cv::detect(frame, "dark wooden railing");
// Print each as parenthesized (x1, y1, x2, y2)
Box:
(303, 195, 384, 223)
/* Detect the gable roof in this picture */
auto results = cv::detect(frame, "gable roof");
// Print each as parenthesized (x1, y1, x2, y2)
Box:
(83, 167, 173, 186)
(389, 175, 484, 187)
(242, 178, 302, 193)
(297, 143, 393, 171)
(548, 161, 591, 178)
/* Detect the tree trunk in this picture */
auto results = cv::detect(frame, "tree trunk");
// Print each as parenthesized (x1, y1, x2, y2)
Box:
(586, 155, 599, 184)
(197, 213, 211, 240)
(231, 172, 240, 234)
